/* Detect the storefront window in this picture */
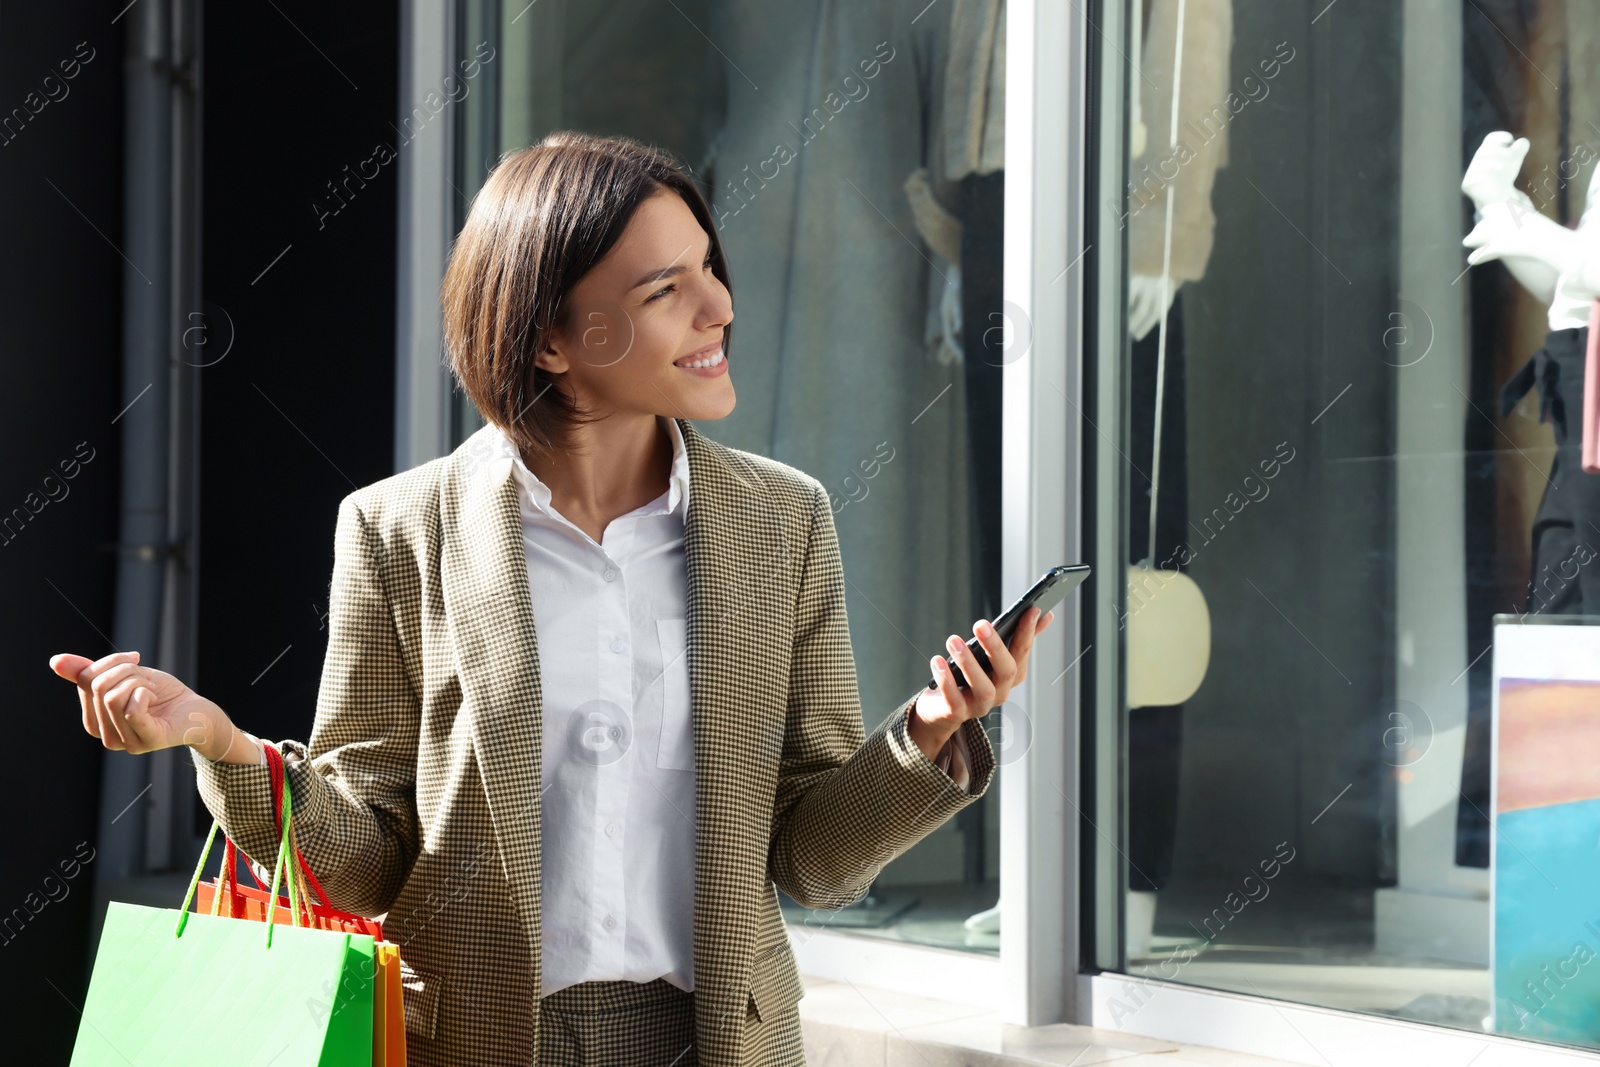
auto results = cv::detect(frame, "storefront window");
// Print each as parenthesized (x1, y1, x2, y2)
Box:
(453, 0, 1008, 955)
(1102, 0, 1600, 1052)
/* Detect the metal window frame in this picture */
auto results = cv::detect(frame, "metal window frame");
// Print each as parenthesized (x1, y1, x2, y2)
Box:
(394, 0, 458, 472)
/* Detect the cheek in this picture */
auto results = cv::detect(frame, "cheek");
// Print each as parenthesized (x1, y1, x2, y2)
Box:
(573, 307, 636, 365)
(572, 310, 682, 403)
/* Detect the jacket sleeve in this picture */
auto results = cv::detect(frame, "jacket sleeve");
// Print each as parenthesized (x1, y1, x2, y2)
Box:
(190, 494, 422, 917)
(767, 481, 996, 910)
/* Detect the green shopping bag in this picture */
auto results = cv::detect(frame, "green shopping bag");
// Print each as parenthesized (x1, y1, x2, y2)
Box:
(70, 764, 375, 1066)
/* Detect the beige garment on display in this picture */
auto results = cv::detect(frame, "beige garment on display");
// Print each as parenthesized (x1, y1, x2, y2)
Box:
(1569, 3, 1600, 221)
(1129, 0, 1233, 282)
(942, 0, 1005, 182)
(905, 0, 1007, 367)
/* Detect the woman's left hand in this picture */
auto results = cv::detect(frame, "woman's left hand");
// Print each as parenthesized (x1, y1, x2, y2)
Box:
(907, 606, 1055, 762)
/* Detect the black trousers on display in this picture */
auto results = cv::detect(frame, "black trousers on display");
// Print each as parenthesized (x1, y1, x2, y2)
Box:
(1500, 327, 1600, 615)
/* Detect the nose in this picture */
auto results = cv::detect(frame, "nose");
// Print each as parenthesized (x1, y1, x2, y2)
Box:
(699, 272, 734, 331)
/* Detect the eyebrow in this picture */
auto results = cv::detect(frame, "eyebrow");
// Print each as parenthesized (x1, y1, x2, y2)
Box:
(628, 236, 713, 291)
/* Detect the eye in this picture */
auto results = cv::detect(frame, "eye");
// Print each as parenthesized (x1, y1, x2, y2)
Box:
(645, 253, 716, 303)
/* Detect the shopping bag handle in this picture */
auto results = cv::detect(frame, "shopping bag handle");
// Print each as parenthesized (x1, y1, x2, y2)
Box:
(262, 745, 334, 917)
(175, 759, 301, 949)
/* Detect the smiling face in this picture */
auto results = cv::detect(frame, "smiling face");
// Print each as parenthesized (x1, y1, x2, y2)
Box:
(534, 188, 735, 423)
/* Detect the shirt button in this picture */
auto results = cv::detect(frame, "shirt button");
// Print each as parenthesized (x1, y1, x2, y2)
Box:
(602, 567, 617, 582)
(605, 822, 619, 837)
(610, 636, 627, 654)
(603, 915, 617, 930)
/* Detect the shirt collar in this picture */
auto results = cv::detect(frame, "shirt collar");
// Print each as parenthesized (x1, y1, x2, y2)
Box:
(486, 415, 691, 519)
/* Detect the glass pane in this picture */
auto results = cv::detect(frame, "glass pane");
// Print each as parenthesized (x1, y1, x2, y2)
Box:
(1101, 0, 1600, 1051)
(457, 0, 1007, 954)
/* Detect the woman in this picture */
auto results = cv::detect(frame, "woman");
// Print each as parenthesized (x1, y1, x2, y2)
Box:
(50, 131, 1052, 1067)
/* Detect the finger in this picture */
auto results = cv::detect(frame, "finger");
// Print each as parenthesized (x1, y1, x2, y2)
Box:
(91, 661, 147, 698)
(92, 663, 148, 724)
(1007, 608, 1044, 677)
(81, 683, 100, 740)
(104, 674, 148, 720)
(76, 650, 141, 692)
(91, 694, 125, 750)
(122, 686, 158, 753)
(64, 659, 101, 739)
(1510, 136, 1531, 166)
(103, 679, 145, 753)
(973, 618, 1018, 683)
(1010, 606, 1045, 652)
(1029, 607, 1056, 660)
(931, 654, 965, 715)
(1483, 130, 1513, 149)
(50, 653, 96, 683)
(98, 687, 133, 750)
(92, 663, 146, 748)
(948, 632, 996, 709)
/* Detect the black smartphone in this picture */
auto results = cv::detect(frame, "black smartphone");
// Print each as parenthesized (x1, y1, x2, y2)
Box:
(927, 564, 1091, 690)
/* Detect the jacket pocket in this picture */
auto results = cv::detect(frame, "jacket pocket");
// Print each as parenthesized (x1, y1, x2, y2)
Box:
(747, 940, 806, 1023)
(399, 956, 445, 1040)
(656, 618, 694, 771)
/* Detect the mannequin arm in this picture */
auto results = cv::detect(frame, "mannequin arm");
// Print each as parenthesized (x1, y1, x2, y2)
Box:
(1463, 200, 1579, 306)
(1128, 274, 1179, 342)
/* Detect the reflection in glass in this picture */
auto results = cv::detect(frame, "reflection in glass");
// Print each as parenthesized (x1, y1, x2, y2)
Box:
(456, 0, 1007, 954)
(1108, 0, 1600, 1052)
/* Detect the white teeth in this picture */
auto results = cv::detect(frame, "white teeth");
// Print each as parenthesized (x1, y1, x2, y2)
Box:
(677, 349, 724, 369)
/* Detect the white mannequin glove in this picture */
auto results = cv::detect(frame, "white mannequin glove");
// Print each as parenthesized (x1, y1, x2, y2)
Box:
(1461, 130, 1530, 207)
(1129, 274, 1179, 342)
(1461, 131, 1582, 305)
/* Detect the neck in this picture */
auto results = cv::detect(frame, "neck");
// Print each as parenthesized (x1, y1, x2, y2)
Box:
(522, 413, 675, 523)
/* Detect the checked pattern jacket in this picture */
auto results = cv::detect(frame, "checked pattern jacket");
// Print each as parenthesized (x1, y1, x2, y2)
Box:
(192, 417, 995, 1066)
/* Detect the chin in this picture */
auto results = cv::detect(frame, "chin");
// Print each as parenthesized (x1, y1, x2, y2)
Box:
(676, 387, 736, 422)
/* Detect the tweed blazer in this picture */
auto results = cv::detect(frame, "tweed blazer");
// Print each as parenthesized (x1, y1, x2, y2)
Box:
(192, 417, 996, 1067)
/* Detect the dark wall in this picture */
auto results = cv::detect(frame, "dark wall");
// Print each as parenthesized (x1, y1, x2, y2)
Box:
(2, 1, 401, 1059)
(0, 2, 125, 1060)
(196, 2, 400, 756)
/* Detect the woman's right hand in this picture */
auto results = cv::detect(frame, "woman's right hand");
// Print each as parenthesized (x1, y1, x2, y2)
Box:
(49, 650, 240, 760)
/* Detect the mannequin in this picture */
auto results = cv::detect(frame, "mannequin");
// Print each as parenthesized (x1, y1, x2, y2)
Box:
(1464, 130, 1600, 615)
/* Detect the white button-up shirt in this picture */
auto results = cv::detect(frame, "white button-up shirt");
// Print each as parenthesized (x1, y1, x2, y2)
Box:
(481, 414, 971, 997)
(487, 414, 698, 996)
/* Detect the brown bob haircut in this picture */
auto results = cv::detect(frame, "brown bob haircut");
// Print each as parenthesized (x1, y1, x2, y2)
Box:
(441, 130, 731, 462)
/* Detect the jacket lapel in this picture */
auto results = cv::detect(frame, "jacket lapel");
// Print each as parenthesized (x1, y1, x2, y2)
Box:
(677, 419, 793, 1058)
(439, 427, 548, 1000)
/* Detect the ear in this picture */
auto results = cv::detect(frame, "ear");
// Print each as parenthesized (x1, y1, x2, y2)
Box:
(533, 337, 570, 375)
